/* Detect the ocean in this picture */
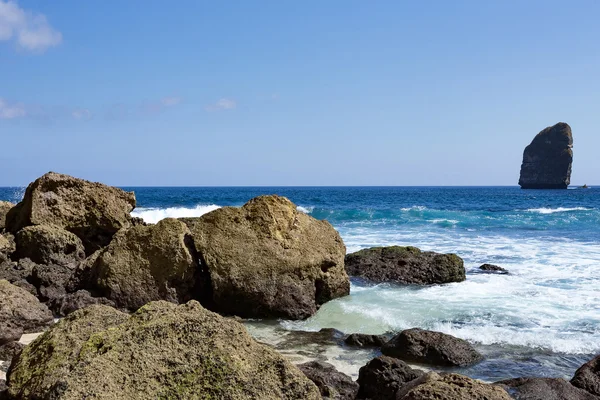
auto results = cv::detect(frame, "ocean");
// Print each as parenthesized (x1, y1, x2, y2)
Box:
(2, 186, 599, 382)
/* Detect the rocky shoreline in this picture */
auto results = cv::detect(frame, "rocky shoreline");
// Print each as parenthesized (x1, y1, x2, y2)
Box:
(1, 172, 599, 399)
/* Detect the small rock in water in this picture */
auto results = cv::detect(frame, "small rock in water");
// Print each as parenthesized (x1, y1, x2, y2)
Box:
(479, 264, 509, 274)
(344, 333, 389, 348)
(298, 361, 359, 400)
(381, 328, 483, 367)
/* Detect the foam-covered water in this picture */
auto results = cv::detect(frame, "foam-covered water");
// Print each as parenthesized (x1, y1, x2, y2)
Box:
(2, 186, 598, 380)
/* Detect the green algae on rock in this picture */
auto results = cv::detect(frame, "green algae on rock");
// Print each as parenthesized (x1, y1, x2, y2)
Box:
(7, 301, 321, 400)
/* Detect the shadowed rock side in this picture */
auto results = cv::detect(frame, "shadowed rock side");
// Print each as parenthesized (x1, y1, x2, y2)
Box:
(6, 172, 136, 254)
(381, 328, 483, 367)
(182, 195, 350, 320)
(7, 301, 321, 400)
(298, 361, 359, 400)
(345, 246, 465, 285)
(87, 218, 202, 311)
(519, 122, 573, 189)
(498, 377, 598, 400)
(571, 355, 600, 397)
(0, 280, 53, 345)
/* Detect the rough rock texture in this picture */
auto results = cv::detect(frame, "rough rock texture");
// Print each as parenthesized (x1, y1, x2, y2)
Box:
(298, 361, 359, 400)
(0, 259, 36, 295)
(0, 202, 13, 231)
(0, 342, 24, 363)
(0, 280, 53, 345)
(401, 373, 512, 400)
(48, 290, 115, 317)
(0, 234, 14, 264)
(381, 328, 482, 367)
(7, 301, 321, 400)
(182, 195, 350, 320)
(479, 264, 509, 274)
(357, 355, 423, 400)
(571, 355, 600, 396)
(14, 225, 85, 267)
(344, 333, 389, 348)
(88, 218, 201, 311)
(345, 246, 465, 285)
(498, 377, 597, 400)
(519, 122, 573, 189)
(6, 172, 136, 253)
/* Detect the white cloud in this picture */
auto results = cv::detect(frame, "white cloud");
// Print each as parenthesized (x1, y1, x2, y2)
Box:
(205, 98, 236, 112)
(0, 97, 26, 119)
(72, 108, 92, 120)
(0, 0, 62, 52)
(161, 96, 182, 107)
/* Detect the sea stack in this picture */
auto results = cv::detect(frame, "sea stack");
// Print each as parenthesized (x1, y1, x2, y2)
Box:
(519, 122, 573, 189)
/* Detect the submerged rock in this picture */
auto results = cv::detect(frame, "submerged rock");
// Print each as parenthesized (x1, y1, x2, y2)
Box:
(7, 301, 321, 400)
(381, 328, 482, 367)
(401, 373, 512, 400)
(498, 377, 597, 400)
(345, 246, 465, 285)
(182, 195, 350, 320)
(571, 355, 600, 396)
(0, 280, 53, 345)
(298, 361, 359, 400)
(0, 202, 13, 231)
(519, 122, 573, 189)
(357, 355, 423, 400)
(6, 172, 136, 253)
(14, 225, 85, 267)
(88, 218, 201, 311)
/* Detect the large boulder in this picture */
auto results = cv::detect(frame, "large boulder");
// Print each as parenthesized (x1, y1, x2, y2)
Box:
(298, 361, 359, 400)
(498, 377, 597, 400)
(345, 246, 465, 285)
(182, 195, 350, 319)
(571, 355, 600, 396)
(357, 355, 423, 400)
(0, 202, 13, 231)
(7, 301, 321, 400)
(6, 172, 136, 253)
(519, 122, 573, 189)
(14, 225, 85, 267)
(88, 218, 201, 311)
(0, 280, 53, 345)
(381, 328, 482, 367)
(400, 373, 512, 400)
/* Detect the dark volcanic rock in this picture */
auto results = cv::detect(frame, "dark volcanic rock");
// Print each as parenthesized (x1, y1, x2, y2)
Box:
(401, 373, 512, 400)
(182, 195, 350, 320)
(345, 246, 465, 285)
(381, 328, 482, 367)
(6, 172, 136, 254)
(498, 377, 597, 400)
(479, 264, 509, 274)
(519, 122, 573, 189)
(357, 355, 423, 400)
(298, 361, 359, 400)
(7, 301, 321, 400)
(0, 259, 36, 295)
(571, 355, 600, 396)
(14, 225, 85, 267)
(344, 333, 389, 348)
(0, 280, 53, 344)
(47, 290, 115, 317)
(88, 218, 201, 311)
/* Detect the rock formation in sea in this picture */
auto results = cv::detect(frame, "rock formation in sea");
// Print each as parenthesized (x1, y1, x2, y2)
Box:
(519, 122, 573, 189)
(345, 246, 465, 285)
(381, 328, 483, 367)
(6, 301, 321, 400)
(181, 195, 350, 319)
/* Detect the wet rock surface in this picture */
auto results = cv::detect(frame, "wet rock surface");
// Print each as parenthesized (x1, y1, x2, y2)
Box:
(357, 355, 423, 400)
(298, 361, 359, 399)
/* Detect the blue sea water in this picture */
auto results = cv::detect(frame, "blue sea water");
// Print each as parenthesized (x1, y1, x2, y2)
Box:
(2, 186, 599, 381)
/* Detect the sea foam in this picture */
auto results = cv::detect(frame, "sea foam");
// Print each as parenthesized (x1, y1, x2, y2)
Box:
(131, 204, 221, 224)
(526, 207, 591, 214)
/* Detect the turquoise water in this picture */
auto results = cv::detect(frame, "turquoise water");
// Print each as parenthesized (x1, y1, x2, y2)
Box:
(2, 186, 599, 380)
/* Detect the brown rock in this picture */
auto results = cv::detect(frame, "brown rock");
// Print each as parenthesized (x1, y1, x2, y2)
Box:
(14, 225, 85, 267)
(498, 377, 597, 400)
(0, 202, 13, 231)
(571, 355, 600, 396)
(0, 280, 53, 345)
(401, 373, 512, 400)
(6, 172, 136, 254)
(298, 361, 359, 399)
(89, 218, 201, 311)
(357, 355, 423, 400)
(182, 195, 350, 320)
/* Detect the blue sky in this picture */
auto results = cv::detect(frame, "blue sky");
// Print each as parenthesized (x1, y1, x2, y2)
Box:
(1, 1, 599, 186)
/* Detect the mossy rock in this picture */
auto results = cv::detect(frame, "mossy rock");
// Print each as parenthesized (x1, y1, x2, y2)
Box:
(7, 301, 321, 400)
